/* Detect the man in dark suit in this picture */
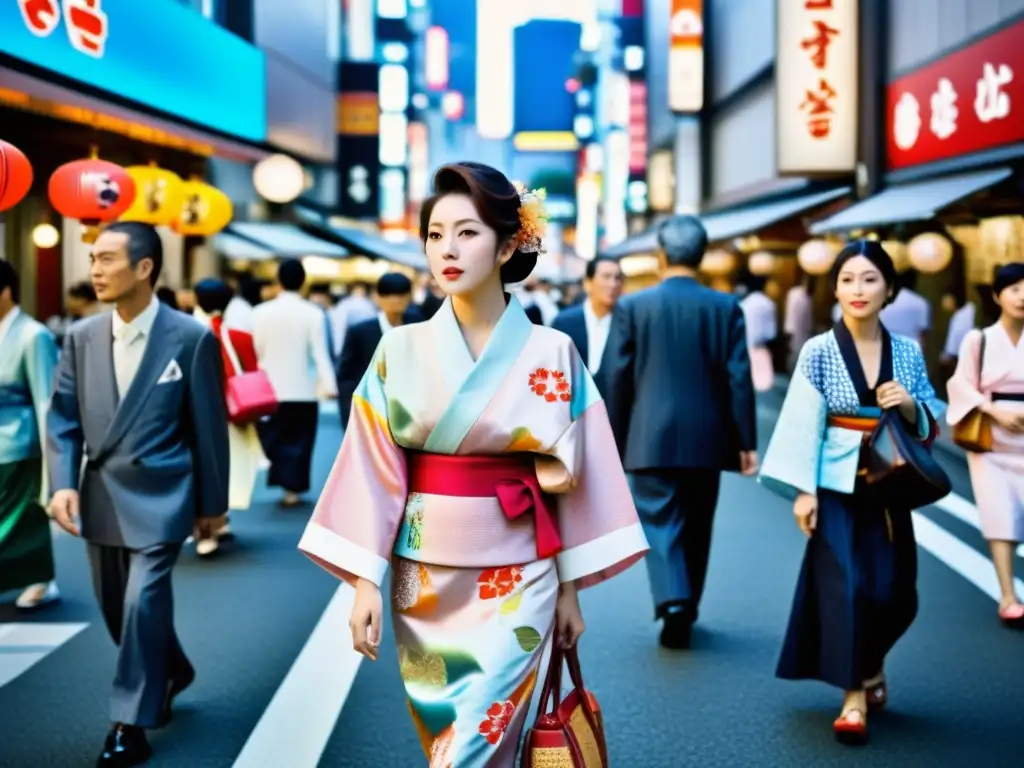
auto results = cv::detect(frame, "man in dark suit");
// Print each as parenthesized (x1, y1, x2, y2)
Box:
(47, 222, 229, 766)
(595, 215, 758, 650)
(337, 272, 423, 428)
(552, 255, 623, 372)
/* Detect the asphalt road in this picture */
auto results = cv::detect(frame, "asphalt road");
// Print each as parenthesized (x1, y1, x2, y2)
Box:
(1, 398, 1022, 768)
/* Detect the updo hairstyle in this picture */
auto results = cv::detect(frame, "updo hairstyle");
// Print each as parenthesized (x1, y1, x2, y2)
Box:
(827, 239, 900, 306)
(418, 162, 537, 285)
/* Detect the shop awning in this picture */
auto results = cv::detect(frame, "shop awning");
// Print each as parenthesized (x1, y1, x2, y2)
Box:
(226, 223, 349, 259)
(808, 168, 1013, 235)
(322, 226, 428, 271)
(601, 186, 852, 258)
(211, 232, 276, 261)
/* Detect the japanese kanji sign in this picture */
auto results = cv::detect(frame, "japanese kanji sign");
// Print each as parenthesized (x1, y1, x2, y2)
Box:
(18, 0, 108, 59)
(888, 19, 1024, 171)
(776, 0, 859, 175)
(668, 0, 704, 113)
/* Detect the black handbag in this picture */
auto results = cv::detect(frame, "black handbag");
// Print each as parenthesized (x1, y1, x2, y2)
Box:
(863, 406, 951, 510)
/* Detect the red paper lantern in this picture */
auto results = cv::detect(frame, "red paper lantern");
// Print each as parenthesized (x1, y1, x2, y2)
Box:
(0, 140, 33, 212)
(48, 157, 136, 241)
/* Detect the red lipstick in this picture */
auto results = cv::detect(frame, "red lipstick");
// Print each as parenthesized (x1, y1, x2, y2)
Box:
(442, 267, 464, 280)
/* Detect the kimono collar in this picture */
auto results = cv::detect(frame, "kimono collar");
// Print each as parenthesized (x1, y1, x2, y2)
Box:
(833, 318, 893, 407)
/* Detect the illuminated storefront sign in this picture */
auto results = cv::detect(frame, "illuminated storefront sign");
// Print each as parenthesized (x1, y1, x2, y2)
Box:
(669, 0, 704, 113)
(887, 18, 1024, 171)
(2, 0, 266, 142)
(776, 0, 858, 175)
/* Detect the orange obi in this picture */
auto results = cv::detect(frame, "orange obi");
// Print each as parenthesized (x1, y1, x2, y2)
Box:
(827, 415, 880, 433)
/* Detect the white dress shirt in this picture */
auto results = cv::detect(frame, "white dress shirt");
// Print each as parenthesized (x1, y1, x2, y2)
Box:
(741, 291, 778, 347)
(582, 300, 612, 373)
(943, 302, 976, 357)
(223, 296, 254, 332)
(880, 289, 931, 343)
(378, 312, 394, 335)
(111, 296, 160, 399)
(252, 291, 338, 402)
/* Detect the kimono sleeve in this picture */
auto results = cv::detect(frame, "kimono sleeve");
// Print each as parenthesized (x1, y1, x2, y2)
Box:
(904, 341, 941, 442)
(298, 340, 407, 587)
(757, 341, 827, 501)
(945, 329, 986, 426)
(536, 346, 649, 590)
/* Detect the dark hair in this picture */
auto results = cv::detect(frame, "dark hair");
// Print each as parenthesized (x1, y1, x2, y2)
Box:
(377, 272, 413, 296)
(744, 273, 768, 294)
(993, 262, 1024, 297)
(278, 258, 306, 291)
(101, 221, 164, 287)
(240, 277, 263, 306)
(0, 259, 19, 304)
(156, 286, 178, 309)
(308, 282, 331, 296)
(657, 215, 708, 267)
(68, 281, 97, 302)
(194, 278, 235, 314)
(586, 255, 621, 280)
(827, 239, 899, 305)
(420, 162, 536, 284)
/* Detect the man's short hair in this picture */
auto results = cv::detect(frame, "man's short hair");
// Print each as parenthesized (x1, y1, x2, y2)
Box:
(278, 259, 306, 291)
(101, 222, 164, 287)
(586, 255, 621, 280)
(657, 215, 708, 268)
(0, 259, 19, 303)
(377, 272, 413, 296)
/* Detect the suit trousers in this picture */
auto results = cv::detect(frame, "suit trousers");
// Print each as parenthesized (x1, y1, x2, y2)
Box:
(87, 542, 194, 727)
(629, 468, 722, 622)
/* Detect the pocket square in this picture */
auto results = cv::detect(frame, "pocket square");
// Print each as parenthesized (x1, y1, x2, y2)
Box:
(157, 359, 183, 384)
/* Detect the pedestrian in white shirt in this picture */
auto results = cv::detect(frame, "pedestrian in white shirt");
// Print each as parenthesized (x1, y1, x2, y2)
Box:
(880, 272, 931, 347)
(740, 273, 778, 392)
(251, 260, 338, 507)
(551, 256, 623, 373)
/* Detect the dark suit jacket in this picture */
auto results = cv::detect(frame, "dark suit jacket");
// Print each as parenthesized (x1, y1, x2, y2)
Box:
(594, 276, 756, 473)
(552, 304, 590, 367)
(47, 304, 230, 548)
(337, 307, 424, 427)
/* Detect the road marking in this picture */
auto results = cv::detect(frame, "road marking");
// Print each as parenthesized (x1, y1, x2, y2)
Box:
(232, 584, 362, 768)
(931, 493, 1024, 558)
(912, 511, 1024, 602)
(0, 623, 88, 687)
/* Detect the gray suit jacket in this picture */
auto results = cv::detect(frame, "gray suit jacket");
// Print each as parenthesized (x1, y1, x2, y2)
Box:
(47, 303, 230, 548)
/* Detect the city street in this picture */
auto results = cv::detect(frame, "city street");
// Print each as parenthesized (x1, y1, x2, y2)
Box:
(1, 398, 1022, 768)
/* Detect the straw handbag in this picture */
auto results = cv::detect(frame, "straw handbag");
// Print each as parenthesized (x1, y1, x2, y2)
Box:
(952, 330, 992, 453)
(521, 645, 607, 768)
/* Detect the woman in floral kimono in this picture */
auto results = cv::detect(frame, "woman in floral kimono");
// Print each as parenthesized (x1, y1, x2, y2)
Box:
(758, 240, 940, 745)
(946, 262, 1024, 628)
(298, 161, 648, 766)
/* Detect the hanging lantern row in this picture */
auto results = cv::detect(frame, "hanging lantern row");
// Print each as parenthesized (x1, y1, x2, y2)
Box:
(0, 139, 232, 242)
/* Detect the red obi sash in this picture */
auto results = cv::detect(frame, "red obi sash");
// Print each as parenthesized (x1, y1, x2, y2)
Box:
(827, 415, 880, 432)
(406, 452, 562, 560)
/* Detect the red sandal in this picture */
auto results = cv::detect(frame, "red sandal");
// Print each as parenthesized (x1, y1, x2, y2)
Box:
(833, 709, 868, 746)
(998, 602, 1024, 629)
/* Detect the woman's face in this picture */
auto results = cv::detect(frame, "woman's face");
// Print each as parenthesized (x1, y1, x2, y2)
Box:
(835, 255, 891, 320)
(996, 278, 1024, 321)
(425, 193, 514, 297)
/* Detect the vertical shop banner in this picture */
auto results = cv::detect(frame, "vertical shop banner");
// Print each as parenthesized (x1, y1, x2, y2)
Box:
(628, 79, 648, 177)
(776, 0, 859, 175)
(669, 0, 704, 113)
(337, 61, 381, 219)
(887, 19, 1024, 171)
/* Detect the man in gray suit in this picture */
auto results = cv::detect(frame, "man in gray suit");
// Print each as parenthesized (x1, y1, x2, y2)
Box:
(47, 222, 229, 767)
(596, 215, 758, 651)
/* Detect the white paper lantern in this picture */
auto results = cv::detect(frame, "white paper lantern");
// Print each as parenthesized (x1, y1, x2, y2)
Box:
(31, 223, 60, 249)
(700, 248, 736, 277)
(907, 232, 953, 273)
(747, 251, 775, 276)
(253, 154, 305, 204)
(797, 239, 837, 275)
(880, 240, 912, 273)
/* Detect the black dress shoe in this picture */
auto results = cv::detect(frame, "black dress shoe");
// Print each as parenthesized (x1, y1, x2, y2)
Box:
(96, 725, 152, 767)
(660, 613, 693, 650)
(158, 665, 196, 727)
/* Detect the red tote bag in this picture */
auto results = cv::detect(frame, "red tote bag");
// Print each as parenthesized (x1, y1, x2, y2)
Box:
(219, 326, 278, 425)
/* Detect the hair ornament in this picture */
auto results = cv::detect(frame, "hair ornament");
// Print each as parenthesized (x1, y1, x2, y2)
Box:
(513, 182, 549, 255)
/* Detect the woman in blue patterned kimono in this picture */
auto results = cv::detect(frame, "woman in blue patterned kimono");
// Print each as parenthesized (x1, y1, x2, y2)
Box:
(758, 240, 940, 745)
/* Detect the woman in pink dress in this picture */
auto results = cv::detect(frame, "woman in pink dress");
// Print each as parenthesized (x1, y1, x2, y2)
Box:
(946, 262, 1024, 627)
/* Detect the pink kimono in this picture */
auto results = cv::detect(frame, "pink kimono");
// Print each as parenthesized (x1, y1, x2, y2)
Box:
(298, 295, 648, 766)
(946, 324, 1024, 541)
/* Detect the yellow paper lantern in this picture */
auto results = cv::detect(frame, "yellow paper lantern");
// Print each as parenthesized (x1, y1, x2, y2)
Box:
(700, 248, 737, 277)
(748, 251, 775, 276)
(797, 239, 838, 275)
(120, 165, 185, 225)
(907, 232, 953, 274)
(880, 240, 912, 273)
(171, 180, 233, 236)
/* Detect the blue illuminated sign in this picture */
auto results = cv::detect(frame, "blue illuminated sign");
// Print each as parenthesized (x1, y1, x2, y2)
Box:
(1, 0, 267, 142)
